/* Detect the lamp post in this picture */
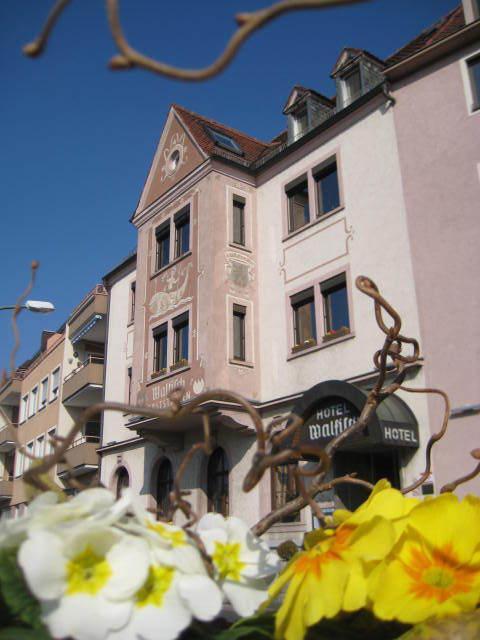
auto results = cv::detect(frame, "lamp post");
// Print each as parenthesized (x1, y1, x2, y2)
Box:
(0, 300, 55, 313)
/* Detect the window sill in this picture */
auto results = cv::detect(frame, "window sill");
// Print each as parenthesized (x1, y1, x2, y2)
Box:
(229, 358, 254, 368)
(282, 205, 345, 243)
(150, 251, 192, 280)
(287, 331, 354, 361)
(146, 365, 191, 386)
(228, 242, 252, 253)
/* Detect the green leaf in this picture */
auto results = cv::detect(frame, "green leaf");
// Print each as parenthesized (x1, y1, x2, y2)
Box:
(0, 548, 46, 631)
(0, 627, 50, 640)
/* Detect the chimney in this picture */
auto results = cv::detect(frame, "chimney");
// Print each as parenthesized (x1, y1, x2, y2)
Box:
(462, 0, 480, 24)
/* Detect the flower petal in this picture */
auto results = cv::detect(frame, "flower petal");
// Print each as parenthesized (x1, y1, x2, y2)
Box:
(177, 574, 223, 621)
(223, 578, 269, 616)
(18, 531, 66, 600)
(104, 535, 150, 600)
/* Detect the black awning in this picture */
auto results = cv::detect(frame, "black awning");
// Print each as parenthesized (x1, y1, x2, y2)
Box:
(286, 379, 419, 451)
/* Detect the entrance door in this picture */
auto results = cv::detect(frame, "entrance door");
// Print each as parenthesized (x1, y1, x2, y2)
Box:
(333, 450, 399, 511)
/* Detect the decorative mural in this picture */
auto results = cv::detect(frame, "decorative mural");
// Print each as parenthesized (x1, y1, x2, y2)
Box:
(148, 374, 206, 410)
(161, 132, 188, 182)
(225, 251, 255, 290)
(149, 263, 193, 318)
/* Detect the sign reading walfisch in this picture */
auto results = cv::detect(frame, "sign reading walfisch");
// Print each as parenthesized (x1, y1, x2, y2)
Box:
(290, 381, 420, 450)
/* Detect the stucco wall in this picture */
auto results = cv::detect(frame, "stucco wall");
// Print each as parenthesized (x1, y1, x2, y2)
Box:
(391, 43, 480, 494)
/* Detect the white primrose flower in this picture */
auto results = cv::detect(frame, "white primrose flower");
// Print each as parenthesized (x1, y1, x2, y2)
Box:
(197, 513, 282, 617)
(0, 488, 118, 550)
(107, 490, 223, 639)
(18, 525, 149, 640)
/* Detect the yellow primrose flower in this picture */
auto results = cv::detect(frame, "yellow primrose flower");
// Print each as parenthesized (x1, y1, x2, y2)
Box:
(270, 515, 395, 640)
(370, 493, 480, 624)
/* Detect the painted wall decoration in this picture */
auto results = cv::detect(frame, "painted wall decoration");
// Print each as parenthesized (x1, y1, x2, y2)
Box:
(148, 374, 206, 410)
(161, 132, 188, 182)
(149, 264, 193, 319)
(225, 251, 255, 290)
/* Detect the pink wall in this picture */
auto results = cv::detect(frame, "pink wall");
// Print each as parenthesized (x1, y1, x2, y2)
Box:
(392, 44, 480, 494)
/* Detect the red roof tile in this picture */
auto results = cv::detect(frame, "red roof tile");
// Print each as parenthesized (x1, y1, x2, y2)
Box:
(173, 104, 278, 165)
(386, 5, 465, 67)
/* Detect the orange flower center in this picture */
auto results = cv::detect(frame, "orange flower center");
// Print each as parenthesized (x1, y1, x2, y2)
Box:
(293, 525, 355, 578)
(403, 543, 478, 604)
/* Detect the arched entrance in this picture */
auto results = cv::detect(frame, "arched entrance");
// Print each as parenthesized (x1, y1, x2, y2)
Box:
(115, 466, 129, 500)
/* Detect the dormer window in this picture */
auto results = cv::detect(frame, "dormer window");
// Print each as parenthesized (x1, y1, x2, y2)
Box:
(343, 67, 362, 107)
(284, 87, 335, 144)
(293, 107, 308, 140)
(332, 49, 385, 111)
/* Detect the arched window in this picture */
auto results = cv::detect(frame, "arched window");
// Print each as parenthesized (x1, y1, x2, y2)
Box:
(156, 458, 173, 519)
(115, 466, 129, 500)
(207, 448, 229, 516)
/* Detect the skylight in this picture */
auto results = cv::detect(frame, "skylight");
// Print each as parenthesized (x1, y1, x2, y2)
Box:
(206, 126, 243, 155)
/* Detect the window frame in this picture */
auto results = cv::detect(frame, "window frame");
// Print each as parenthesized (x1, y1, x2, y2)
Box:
(271, 462, 301, 523)
(314, 158, 341, 217)
(291, 288, 317, 352)
(127, 367, 133, 404)
(50, 367, 61, 401)
(321, 273, 350, 339)
(232, 197, 246, 246)
(156, 458, 174, 520)
(172, 312, 189, 368)
(20, 395, 28, 423)
(47, 428, 56, 455)
(232, 304, 246, 362)
(286, 176, 311, 234)
(467, 53, 480, 112)
(174, 207, 190, 259)
(342, 65, 363, 106)
(205, 126, 243, 155)
(129, 281, 136, 323)
(207, 448, 229, 516)
(28, 386, 38, 418)
(152, 323, 168, 376)
(40, 377, 49, 409)
(155, 220, 171, 272)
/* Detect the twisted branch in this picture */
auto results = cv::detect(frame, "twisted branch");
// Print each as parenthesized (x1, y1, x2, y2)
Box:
(24, 0, 370, 81)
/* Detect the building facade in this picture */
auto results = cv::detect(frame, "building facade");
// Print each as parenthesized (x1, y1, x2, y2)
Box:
(1, 3, 479, 544)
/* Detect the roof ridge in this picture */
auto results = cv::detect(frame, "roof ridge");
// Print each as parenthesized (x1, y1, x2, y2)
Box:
(386, 4, 462, 63)
(172, 104, 275, 148)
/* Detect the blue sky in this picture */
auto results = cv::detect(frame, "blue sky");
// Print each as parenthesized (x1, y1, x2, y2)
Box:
(0, 0, 458, 369)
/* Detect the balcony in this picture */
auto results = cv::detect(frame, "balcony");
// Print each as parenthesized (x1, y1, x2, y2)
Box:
(63, 356, 104, 407)
(68, 285, 108, 344)
(57, 436, 100, 478)
(0, 476, 13, 501)
(0, 372, 23, 407)
(0, 424, 16, 452)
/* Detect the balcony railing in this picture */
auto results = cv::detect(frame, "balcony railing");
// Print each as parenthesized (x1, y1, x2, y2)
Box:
(57, 435, 100, 477)
(0, 423, 17, 452)
(62, 356, 104, 407)
(68, 285, 108, 343)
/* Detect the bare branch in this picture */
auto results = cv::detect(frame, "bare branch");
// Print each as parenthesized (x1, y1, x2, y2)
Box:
(23, 0, 72, 58)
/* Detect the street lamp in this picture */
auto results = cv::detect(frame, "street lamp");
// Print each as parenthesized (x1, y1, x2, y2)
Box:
(0, 300, 55, 313)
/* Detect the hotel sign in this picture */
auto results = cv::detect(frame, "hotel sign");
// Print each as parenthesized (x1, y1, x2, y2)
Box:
(291, 381, 420, 450)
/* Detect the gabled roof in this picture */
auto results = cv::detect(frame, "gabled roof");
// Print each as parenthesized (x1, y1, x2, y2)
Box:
(282, 85, 335, 114)
(386, 5, 465, 68)
(331, 47, 385, 77)
(173, 104, 277, 165)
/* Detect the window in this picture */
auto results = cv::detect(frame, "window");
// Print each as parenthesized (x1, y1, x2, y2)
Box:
(315, 160, 340, 216)
(130, 282, 136, 323)
(25, 441, 34, 471)
(271, 463, 300, 522)
(155, 221, 170, 271)
(468, 54, 480, 111)
(172, 312, 189, 367)
(153, 324, 168, 375)
(294, 107, 309, 140)
(233, 304, 246, 361)
(174, 207, 190, 258)
(50, 367, 60, 401)
(28, 387, 38, 418)
(85, 421, 100, 442)
(291, 288, 317, 350)
(115, 467, 130, 500)
(127, 367, 133, 404)
(14, 450, 24, 477)
(206, 127, 243, 155)
(40, 377, 49, 408)
(20, 395, 28, 423)
(4, 450, 15, 480)
(232, 197, 246, 246)
(344, 67, 362, 106)
(287, 179, 310, 233)
(47, 428, 56, 455)
(156, 458, 173, 519)
(35, 435, 44, 459)
(321, 274, 350, 338)
(207, 448, 229, 516)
